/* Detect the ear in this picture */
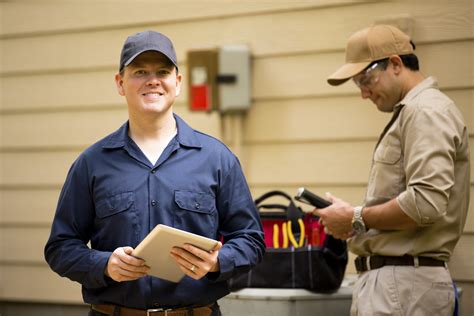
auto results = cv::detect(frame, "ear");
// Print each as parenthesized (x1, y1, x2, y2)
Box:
(115, 73, 125, 96)
(389, 55, 403, 75)
(175, 71, 183, 97)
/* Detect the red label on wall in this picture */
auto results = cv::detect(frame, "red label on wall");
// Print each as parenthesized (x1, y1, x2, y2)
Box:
(190, 85, 211, 111)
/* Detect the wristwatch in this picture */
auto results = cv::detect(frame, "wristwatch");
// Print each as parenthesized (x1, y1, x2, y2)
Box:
(351, 206, 366, 234)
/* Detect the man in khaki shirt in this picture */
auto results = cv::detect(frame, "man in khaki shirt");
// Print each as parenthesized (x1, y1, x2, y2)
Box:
(314, 25, 470, 315)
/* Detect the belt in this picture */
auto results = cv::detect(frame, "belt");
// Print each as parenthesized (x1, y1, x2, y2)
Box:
(91, 303, 213, 316)
(355, 255, 446, 273)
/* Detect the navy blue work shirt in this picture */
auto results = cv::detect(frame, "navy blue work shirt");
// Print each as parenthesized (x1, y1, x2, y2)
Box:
(44, 114, 265, 309)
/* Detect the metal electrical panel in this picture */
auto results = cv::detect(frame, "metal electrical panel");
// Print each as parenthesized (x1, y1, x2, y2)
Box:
(187, 49, 219, 112)
(217, 45, 251, 112)
(187, 46, 251, 113)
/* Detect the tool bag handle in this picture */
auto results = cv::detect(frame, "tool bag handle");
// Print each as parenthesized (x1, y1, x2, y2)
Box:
(254, 190, 302, 230)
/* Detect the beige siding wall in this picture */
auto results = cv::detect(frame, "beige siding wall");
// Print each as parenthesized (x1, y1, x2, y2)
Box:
(1, 0, 472, 312)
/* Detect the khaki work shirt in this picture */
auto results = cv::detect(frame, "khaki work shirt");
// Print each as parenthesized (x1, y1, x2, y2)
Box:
(350, 77, 470, 261)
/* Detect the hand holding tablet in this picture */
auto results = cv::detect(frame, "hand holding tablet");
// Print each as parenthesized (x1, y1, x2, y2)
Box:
(131, 224, 219, 282)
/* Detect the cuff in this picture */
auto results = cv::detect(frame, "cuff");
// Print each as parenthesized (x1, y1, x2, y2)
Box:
(207, 246, 234, 282)
(89, 250, 114, 288)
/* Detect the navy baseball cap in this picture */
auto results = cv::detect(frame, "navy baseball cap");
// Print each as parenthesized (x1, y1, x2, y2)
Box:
(119, 30, 178, 72)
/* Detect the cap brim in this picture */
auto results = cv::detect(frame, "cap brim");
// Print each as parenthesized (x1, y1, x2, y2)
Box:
(123, 49, 178, 70)
(327, 61, 371, 86)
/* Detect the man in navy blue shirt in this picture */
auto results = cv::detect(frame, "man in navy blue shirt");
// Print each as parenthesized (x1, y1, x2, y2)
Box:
(44, 30, 265, 316)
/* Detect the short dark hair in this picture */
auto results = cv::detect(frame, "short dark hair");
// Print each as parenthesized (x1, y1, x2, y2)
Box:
(367, 53, 419, 73)
(399, 54, 419, 71)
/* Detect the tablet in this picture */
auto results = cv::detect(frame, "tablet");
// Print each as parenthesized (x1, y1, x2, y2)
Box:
(131, 224, 219, 282)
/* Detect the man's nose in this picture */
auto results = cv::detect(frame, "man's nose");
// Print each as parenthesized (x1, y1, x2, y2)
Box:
(146, 74, 161, 85)
(360, 86, 371, 99)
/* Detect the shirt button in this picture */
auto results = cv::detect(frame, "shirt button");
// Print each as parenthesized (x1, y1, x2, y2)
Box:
(151, 169, 156, 173)
(151, 200, 157, 206)
(195, 203, 200, 209)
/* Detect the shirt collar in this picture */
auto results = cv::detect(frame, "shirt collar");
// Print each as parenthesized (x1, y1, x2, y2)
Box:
(393, 76, 438, 111)
(174, 114, 202, 149)
(102, 114, 202, 149)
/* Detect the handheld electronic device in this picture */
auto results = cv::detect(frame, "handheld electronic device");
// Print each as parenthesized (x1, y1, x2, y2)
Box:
(132, 224, 218, 282)
(294, 187, 331, 209)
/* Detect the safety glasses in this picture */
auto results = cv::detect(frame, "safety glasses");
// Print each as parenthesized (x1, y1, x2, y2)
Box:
(353, 60, 388, 89)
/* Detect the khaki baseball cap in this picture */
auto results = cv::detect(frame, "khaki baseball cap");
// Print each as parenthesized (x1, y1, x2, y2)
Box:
(327, 24, 414, 86)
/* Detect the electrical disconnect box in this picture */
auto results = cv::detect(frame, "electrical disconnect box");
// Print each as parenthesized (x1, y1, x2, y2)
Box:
(217, 45, 251, 112)
(187, 45, 251, 113)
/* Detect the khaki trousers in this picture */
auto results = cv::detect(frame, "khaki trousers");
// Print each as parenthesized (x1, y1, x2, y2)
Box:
(350, 266, 454, 316)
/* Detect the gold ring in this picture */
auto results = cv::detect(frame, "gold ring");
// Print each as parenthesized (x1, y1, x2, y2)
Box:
(190, 265, 195, 272)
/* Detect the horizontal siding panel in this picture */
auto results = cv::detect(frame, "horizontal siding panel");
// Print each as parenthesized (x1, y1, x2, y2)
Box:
(0, 0, 362, 36)
(245, 141, 375, 185)
(246, 97, 392, 143)
(0, 70, 124, 112)
(0, 265, 83, 303)
(2, 138, 473, 186)
(465, 199, 474, 233)
(455, 282, 474, 316)
(2, 109, 128, 149)
(0, 189, 60, 225)
(450, 234, 474, 281)
(0, 67, 190, 112)
(0, 107, 220, 149)
(1, 227, 48, 263)
(445, 89, 474, 133)
(3, 90, 469, 149)
(1, 1, 472, 74)
(244, 138, 474, 185)
(2, 45, 471, 114)
(253, 41, 474, 99)
(0, 151, 80, 186)
(245, 89, 473, 143)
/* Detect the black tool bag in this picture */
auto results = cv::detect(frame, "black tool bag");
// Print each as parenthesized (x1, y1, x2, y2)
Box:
(229, 191, 348, 293)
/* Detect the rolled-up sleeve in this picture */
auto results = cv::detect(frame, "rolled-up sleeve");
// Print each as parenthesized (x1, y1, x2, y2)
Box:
(397, 103, 461, 226)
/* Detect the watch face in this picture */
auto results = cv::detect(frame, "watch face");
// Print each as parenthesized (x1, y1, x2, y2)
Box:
(353, 221, 366, 234)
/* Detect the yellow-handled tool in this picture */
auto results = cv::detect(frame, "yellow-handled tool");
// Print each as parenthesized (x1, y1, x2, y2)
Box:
(282, 222, 289, 248)
(273, 222, 290, 248)
(287, 219, 305, 248)
(273, 223, 280, 248)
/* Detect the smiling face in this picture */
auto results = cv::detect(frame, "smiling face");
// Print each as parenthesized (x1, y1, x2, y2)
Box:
(115, 51, 182, 119)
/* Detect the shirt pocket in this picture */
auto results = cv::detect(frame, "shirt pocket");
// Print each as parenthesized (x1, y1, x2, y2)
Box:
(95, 191, 135, 218)
(174, 190, 215, 214)
(368, 139, 404, 200)
(173, 190, 217, 237)
(94, 191, 138, 247)
(374, 143, 402, 165)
